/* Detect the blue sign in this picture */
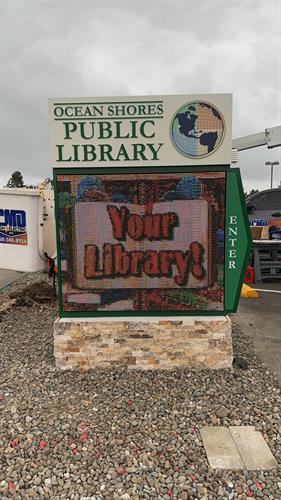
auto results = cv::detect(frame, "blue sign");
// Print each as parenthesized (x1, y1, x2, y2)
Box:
(0, 209, 27, 245)
(250, 219, 268, 227)
(0, 209, 26, 228)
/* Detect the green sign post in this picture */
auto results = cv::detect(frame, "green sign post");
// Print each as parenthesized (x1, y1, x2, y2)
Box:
(224, 168, 252, 312)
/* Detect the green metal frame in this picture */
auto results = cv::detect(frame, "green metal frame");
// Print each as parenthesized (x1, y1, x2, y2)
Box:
(53, 164, 249, 318)
(224, 168, 252, 313)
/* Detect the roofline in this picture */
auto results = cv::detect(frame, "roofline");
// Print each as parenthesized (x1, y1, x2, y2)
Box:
(0, 188, 40, 196)
(246, 187, 281, 201)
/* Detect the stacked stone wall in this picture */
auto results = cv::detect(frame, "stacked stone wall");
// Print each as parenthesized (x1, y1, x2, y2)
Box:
(54, 316, 232, 370)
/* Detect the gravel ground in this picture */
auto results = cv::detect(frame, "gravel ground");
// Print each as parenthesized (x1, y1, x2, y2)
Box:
(0, 273, 280, 499)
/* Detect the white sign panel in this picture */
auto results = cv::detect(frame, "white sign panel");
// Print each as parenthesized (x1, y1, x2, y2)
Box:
(49, 94, 232, 167)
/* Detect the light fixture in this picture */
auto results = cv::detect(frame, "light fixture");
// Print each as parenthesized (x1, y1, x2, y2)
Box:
(265, 161, 280, 189)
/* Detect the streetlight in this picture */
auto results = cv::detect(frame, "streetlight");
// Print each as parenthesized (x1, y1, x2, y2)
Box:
(265, 161, 280, 189)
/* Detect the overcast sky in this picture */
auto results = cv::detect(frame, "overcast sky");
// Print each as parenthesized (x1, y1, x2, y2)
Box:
(0, 0, 280, 191)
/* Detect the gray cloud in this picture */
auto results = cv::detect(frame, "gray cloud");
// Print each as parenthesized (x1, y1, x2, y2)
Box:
(0, 0, 280, 191)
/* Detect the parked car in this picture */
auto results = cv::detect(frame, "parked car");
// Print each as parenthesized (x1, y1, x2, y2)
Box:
(246, 188, 281, 233)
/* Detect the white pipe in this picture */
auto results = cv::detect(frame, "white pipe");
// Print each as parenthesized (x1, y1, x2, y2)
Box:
(37, 194, 47, 261)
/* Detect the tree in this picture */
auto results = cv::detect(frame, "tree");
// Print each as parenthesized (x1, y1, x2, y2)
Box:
(245, 188, 259, 198)
(6, 171, 25, 188)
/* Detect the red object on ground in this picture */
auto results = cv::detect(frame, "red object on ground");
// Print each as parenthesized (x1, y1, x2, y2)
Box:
(79, 423, 87, 430)
(244, 266, 255, 283)
(118, 467, 125, 476)
(38, 440, 48, 449)
(79, 433, 88, 441)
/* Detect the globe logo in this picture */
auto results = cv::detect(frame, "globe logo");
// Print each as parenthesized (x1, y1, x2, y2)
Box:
(171, 101, 225, 158)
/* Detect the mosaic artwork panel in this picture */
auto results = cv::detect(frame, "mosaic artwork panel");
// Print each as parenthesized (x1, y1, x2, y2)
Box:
(56, 171, 226, 313)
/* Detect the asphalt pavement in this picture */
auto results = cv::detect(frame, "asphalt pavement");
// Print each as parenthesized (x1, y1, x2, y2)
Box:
(0, 269, 23, 290)
(234, 280, 281, 384)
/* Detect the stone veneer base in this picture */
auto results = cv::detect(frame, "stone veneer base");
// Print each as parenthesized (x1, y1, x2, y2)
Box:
(54, 316, 233, 370)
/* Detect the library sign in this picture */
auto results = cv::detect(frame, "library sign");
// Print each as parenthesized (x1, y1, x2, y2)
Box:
(49, 94, 232, 167)
(49, 94, 251, 317)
